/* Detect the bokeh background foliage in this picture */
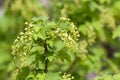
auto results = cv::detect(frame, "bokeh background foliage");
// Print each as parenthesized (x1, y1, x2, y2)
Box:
(0, 0, 120, 80)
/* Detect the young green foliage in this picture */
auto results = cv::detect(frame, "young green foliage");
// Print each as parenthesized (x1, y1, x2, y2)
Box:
(11, 16, 80, 80)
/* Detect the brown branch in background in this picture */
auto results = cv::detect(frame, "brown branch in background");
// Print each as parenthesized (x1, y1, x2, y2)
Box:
(102, 43, 116, 58)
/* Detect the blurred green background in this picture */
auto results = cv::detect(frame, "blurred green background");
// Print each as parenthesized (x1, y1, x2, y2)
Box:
(1, 0, 120, 80)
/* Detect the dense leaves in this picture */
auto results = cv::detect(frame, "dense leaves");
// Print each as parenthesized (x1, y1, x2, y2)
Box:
(11, 17, 79, 80)
(0, 0, 120, 80)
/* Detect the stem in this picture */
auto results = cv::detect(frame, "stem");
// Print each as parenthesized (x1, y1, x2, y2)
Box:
(44, 59, 49, 73)
(44, 40, 49, 73)
(104, 58, 120, 73)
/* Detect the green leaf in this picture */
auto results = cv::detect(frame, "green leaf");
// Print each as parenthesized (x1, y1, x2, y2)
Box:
(38, 28, 47, 40)
(36, 73, 46, 80)
(26, 54, 36, 66)
(17, 67, 29, 80)
(78, 26, 87, 36)
(112, 26, 120, 39)
(55, 41, 65, 52)
(45, 52, 55, 62)
(34, 27, 40, 33)
(45, 72, 62, 80)
(30, 46, 44, 54)
(26, 74, 36, 80)
(46, 40, 54, 48)
(92, 21, 106, 41)
(89, 2, 99, 12)
(38, 61, 45, 69)
(59, 50, 71, 62)
(31, 16, 48, 23)
(47, 55, 55, 62)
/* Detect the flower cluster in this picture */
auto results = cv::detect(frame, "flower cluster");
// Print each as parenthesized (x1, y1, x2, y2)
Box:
(100, 9, 115, 29)
(62, 73, 74, 80)
(87, 26, 96, 45)
(11, 22, 34, 67)
(70, 22, 80, 41)
(5, 0, 47, 20)
(54, 22, 80, 52)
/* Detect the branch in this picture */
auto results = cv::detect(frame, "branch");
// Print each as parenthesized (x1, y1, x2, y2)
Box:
(44, 40, 49, 73)
(44, 59, 49, 73)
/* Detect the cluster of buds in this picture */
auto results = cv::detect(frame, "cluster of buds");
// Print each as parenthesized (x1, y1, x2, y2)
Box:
(10, 68, 19, 80)
(78, 40, 88, 60)
(70, 22, 80, 41)
(11, 22, 34, 67)
(46, 30, 56, 40)
(55, 27, 78, 52)
(100, 9, 115, 29)
(62, 73, 74, 80)
(60, 17, 70, 21)
(87, 26, 96, 45)
(54, 18, 80, 52)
